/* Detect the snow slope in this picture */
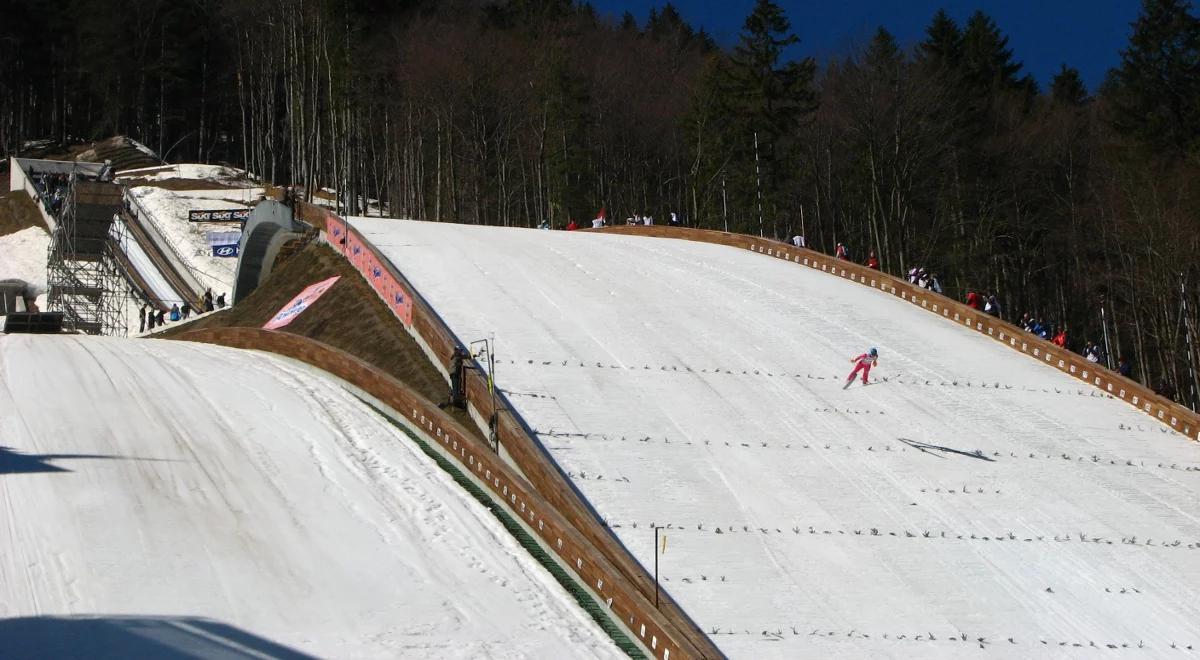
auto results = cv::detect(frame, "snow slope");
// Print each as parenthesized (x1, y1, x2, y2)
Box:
(127, 186, 245, 298)
(110, 219, 185, 307)
(0, 334, 619, 659)
(351, 218, 1200, 659)
(117, 164, 256, 187)
(0, 226, 50, 297)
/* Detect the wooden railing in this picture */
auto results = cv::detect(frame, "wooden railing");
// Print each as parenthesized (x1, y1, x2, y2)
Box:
(589, 225, 1200, 443)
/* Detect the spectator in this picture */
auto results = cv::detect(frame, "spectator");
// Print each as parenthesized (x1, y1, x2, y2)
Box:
(146, 310, 156, 331)
(1084, 341, 1100, 363)
(170, 303, 181, 322)
(908, 266, 921, 285)
(917, 269, 931, 289)
(835, 243, 848, 260)
(984, 294, 1000, 317)
(643, 215, 653, 226)
(1020, 312, 1032, 331)
(966, 290, 981, 310)
(216, 293, 227, 308)
(1037, 320, 1051, 340)
(538, 219, 550, 230)
(155, 309, 165, 326)
(181, 302, 192, 320)
(203, 288, 214, 312)
(1155, 381, 1177, 401)
(1052, 327, 1067, 347)
(668, 212, 681, 226)
(865, 251, 879, 269)
(138, 305, 147, 333)
(444, 346, 470, 409)
(1118, 357, 1133, 378)
(928, 272, 943, 294)
(566, 219, 578, 231)
(791, 235, 806, 248)
(592, 215, 605, 229)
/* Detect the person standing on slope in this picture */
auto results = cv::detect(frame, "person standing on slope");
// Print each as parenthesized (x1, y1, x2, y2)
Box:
(845, 348, 879, 388)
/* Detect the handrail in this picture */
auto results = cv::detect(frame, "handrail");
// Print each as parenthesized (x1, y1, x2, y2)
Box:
(587, 225, 1200, 443)
(174, 327, 718, 660)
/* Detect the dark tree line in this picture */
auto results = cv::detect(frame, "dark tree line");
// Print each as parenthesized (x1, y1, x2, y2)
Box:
(1, 0, 1197, 405)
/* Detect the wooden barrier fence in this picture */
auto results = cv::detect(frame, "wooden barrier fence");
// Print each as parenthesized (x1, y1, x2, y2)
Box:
(590, 225, 1200, 443)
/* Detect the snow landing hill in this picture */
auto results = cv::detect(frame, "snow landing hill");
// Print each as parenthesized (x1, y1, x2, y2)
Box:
(351, 217, 1200, 659)
(118, 164, 263, 300)
(0, 334, 620, 659)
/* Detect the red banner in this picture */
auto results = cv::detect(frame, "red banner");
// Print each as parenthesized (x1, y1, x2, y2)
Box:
(263, 275, 341, 330)
(326, 216, 413, 327)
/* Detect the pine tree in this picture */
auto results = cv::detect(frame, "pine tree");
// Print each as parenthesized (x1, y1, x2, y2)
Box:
(1108, 0, 1200, 159)
(724, 0, 817, 143)
(865, 26, 903, 75)
(918, 9, 963, 70)
(715, 0, 816, 235)
(1050, 64, 1088, 106)
(959, 10, 1024, 93)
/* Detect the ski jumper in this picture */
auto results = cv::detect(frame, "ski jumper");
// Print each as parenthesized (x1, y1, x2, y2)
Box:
(848, 353, 878, 383)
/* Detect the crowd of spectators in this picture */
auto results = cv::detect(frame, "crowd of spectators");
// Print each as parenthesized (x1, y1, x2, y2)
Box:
(812, 236, 1147, 387)
(31, 172, 70, 217)
(137, 288, 226, 333)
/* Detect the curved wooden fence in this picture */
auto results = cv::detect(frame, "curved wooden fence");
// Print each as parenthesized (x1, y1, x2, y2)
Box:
(590, 225, 1200, 443)
(175, 328, 718, 660)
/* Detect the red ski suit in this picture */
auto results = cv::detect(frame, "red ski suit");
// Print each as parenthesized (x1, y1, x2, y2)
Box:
(848, 353, 878, 383)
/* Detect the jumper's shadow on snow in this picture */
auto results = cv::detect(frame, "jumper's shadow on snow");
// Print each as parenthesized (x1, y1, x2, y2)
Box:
(0, 615, 317, 660)
(0, 446, 177, 475)
(897, 438, 995, 462)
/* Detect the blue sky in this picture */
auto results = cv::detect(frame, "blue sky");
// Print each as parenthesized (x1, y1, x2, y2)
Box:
(588, 1, 1143, 92)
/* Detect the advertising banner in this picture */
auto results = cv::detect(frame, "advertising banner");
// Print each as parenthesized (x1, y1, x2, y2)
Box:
(189, 209, 251, 223)
(325, 216, 412, 327)
(206, 230, 242, 258)
(263, 275, 340, 330)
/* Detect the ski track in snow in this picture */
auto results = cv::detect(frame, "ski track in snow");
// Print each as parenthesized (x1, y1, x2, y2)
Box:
(0, 334, 620, 659)
(352, 217, 1200, 659)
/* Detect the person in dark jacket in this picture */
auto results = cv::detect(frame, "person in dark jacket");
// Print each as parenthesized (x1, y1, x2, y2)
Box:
(155, 310, 166, 326)
(146, 310, 156, 331)
(444, 346, 470, 409)
(203, 288, 214, 312)
(181, 303, 192, 319)
(138, 305, 147, 333)
(216, 292, 226, 309)
(1118, 357, 1133, 378)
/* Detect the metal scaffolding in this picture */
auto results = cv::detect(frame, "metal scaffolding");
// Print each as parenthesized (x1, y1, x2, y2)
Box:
(46, 176, 131, 336)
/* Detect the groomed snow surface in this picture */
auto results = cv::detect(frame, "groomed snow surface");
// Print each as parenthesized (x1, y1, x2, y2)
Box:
(352, 218, 1200, 659)
(0, 335, 620, 659)
(0, 226, 50, 298)
(126, 186, 247, 299)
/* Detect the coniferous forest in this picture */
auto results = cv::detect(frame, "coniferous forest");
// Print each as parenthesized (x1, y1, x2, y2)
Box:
(1, 0, 1198, 405)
